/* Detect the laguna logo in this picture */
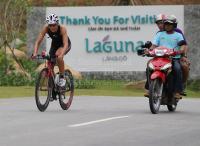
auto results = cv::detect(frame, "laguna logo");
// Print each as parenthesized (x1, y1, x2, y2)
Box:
(85, 35, 144, 53)
(53, 35, 57, 37)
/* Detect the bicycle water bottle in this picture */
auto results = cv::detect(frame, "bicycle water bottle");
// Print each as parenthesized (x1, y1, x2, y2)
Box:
(55, 72, 60, 85)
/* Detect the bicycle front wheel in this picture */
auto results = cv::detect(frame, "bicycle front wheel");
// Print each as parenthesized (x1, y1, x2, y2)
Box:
(59, 69, 74, 110)
(35, 68, 51, 112)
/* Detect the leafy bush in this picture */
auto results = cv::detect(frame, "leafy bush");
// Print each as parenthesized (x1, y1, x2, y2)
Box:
(0, 72, 30, 86)
(87, 1, 94, 6)
(0, 55, 95, 88)
(14, 31, 26, 51)
(19, 58, 43, 73)
(28, 71, 40, 86)
(0, 57, 42, 86)
(0, 51, 15, 75)
(187, 79, 200, 91)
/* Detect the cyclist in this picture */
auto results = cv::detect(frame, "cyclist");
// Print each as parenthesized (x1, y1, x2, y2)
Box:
(31, 13, 71, 87)
(144, 15, 188, 99)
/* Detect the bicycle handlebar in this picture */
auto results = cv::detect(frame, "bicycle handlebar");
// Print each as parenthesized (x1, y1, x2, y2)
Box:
(31, 51, 58, 60)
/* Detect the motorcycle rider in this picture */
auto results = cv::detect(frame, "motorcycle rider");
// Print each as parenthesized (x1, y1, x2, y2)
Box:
(156, 14, 189, 94)
(144, 14, 189, 97)
(144, 15, 188, 99)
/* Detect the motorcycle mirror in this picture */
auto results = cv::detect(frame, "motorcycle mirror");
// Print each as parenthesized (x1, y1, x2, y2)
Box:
(178, 40, 185, 46)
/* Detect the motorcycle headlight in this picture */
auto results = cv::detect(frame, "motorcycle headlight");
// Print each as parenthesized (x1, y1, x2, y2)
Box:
(149, 62, 154, 70)
(155, 49, 167, 56)
(160, 63, 172, 70)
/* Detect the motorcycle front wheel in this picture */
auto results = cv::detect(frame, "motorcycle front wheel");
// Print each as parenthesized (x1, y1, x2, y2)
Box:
(149, 78, 162, 114)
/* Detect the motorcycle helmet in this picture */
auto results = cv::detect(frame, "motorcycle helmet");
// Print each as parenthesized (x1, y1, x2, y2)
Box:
(155, 14, 166, 24)
(163, 15, 178, 28)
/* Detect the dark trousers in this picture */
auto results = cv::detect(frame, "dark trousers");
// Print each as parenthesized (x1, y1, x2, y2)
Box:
(172, 59, 183, 93)
(145, 68, 149, 90)
(144, 59, 183, 93)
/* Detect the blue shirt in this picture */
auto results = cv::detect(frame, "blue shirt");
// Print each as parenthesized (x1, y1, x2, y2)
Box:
(152, 31, 184, 58)
(157, 28, 188, 45)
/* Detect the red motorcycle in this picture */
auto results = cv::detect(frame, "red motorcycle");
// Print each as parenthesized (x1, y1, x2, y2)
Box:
(138, 40, 185, 114)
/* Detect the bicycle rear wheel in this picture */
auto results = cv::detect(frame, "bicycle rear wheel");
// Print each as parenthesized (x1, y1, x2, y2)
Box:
(59, 69, 74, 110)
(35, 68, 51, 112)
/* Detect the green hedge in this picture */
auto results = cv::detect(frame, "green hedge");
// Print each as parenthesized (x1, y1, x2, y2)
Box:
(187, 79, 200, 91)
(0, 71, 95, 89)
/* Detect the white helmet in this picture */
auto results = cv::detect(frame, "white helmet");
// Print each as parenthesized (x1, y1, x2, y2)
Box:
(163, 15, 178, 28)
(155, 14, 166, 23)
(46, 13, 59, 24)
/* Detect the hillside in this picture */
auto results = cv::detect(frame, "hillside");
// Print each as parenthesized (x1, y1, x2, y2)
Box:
(31, 0, 200, 6)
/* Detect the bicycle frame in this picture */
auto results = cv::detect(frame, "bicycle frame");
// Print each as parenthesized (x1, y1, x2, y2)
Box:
(46, 60, 70, 93)
(39, 59, 57, 93)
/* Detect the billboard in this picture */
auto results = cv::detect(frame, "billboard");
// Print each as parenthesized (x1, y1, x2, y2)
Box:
(46, 6, 184, 71)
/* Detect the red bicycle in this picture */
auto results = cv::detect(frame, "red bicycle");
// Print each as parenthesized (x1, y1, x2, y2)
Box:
(34, 51, 74, 112)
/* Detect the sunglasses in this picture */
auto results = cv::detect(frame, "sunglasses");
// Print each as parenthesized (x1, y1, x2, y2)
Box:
(48, 24, 57, 27)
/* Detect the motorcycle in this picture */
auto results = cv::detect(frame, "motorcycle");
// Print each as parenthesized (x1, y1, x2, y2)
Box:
(137, 40, 185, 114)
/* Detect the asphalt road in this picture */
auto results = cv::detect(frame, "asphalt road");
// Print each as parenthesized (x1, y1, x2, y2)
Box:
(0, 96, 200, 146)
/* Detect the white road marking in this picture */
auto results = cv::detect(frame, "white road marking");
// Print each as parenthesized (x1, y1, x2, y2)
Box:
(69, 115, 132, 127)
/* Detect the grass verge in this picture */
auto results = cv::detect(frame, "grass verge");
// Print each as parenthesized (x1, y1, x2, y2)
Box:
(0, 79, 199, 98)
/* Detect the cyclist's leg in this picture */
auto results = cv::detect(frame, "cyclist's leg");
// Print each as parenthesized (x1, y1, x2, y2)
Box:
(56, 46, 65, 76)
(56, 44, 71, 86)
(49, 44, 59, 99)
(56, 43, 71, 75)
(49, 44, 57, 75)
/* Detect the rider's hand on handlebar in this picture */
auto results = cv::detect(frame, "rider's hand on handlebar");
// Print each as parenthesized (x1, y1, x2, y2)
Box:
(30, 53, 36, 59)
(144, 50, 149, 54)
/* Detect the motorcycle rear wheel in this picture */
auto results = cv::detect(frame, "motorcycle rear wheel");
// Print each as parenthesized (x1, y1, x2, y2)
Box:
(167, 104, 177, 111)
(149, 78, 161, 114)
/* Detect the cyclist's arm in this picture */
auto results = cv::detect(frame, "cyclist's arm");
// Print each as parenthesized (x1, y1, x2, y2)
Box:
(34, 25, 48, 55)
(60, 25, 68, 57)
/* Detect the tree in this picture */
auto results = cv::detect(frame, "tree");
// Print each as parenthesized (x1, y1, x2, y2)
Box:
(119, 0, 130, 5)
(0, 0, 33, 74)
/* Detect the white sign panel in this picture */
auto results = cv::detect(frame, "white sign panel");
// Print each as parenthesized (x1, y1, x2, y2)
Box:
(46, 6, 184, 71)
